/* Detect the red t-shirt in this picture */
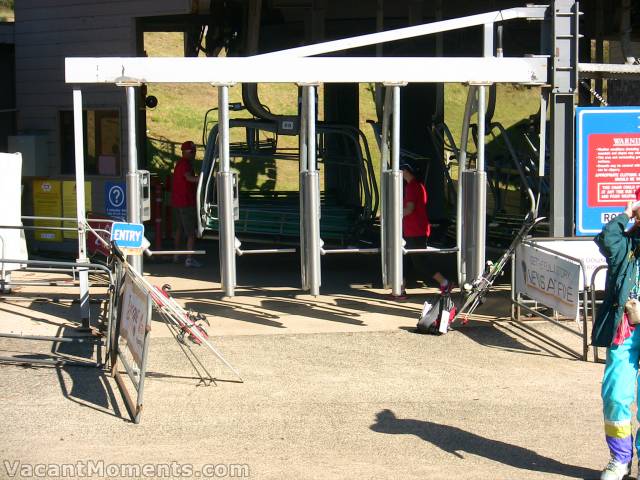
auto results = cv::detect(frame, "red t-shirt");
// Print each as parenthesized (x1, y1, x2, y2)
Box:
(403, 179, 431, 238)
(170, 157, 196, 208)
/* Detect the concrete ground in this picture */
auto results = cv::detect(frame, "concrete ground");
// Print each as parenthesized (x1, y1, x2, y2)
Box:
(0, 249, 612, 479)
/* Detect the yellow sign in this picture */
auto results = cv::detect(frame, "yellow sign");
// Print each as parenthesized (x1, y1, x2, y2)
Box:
(33, 180, 62, 242)
(62, 181, 92, 239)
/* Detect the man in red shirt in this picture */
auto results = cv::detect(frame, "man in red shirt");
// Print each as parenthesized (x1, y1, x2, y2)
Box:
(171, 141, 202, 267)
(395, 163, 449, 299)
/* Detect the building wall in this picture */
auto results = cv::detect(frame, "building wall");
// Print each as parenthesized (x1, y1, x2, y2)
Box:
(0, 23, 15, 153)
(13, 0, 192, 225)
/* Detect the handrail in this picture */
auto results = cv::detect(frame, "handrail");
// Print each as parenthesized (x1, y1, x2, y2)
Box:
(321, 248, 379, 255)
(403, 247, 458, 255)
(0, 258, 113, 294)
(21, 216, 117, 223)
(589, 264, 608, 363)
(236, 247, 296, 256)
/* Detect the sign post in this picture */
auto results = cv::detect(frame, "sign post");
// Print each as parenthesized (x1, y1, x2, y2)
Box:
(112, 273, 152, 424)
(575, 107, 640, 236)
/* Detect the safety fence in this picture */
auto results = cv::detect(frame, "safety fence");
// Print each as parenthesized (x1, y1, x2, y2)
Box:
(589, 265, 608, 364)
(105, 240, 242, 423)
(0, 217, 240, 424)
(511, 237, 606, 361)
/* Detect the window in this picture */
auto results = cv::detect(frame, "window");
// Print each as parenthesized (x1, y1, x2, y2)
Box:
(60, 109, 121, 175)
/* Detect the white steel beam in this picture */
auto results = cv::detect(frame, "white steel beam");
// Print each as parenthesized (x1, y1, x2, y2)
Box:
(66, 56, 547, 85)
(579, 62, 640, 79)
(72, 90, 90, 328)
(254, 6, 547, 58)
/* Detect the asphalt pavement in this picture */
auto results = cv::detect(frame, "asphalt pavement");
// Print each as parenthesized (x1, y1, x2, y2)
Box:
(0, 250, 613, 479)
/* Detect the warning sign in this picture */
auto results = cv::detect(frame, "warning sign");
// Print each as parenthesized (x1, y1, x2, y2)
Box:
(576, 107, 640, 236)
(33, 180, 62, 242)
(62, 181, 92, 239)
(588, 133, 640, 206)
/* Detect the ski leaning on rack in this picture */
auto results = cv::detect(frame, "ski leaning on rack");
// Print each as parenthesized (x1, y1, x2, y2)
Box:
(454, 215, 545, 324)
(111, 244, 243, 384)
(149, 283, 218, 385)
(151, 284, 210, 346)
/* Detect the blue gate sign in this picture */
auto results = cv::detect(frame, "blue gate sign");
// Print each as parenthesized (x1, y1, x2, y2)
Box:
(105, 182, 127, 220)
(111, 222, 145, 253)
(575, 107, 640, 236)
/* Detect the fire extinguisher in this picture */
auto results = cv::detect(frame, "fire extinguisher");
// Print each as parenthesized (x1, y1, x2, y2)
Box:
(164, 175, 172, 240)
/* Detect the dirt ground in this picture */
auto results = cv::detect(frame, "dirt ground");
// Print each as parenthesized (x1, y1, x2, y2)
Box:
(0, 250, 613, 479)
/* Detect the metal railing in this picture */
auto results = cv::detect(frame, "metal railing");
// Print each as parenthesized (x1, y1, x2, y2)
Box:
(590, 264, 608, 363)
(511, 238, 592, 361)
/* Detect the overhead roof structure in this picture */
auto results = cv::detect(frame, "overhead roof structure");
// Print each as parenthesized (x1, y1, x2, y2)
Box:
(64, 4, 555, 297)
(65, 5, 550, 86)
(65, 56, 547, 85)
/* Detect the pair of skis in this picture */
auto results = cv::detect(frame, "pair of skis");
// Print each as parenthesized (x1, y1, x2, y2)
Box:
(150, 284, 210, 346)
(454, 214, 546, 324)
(110, 244, 243, 384)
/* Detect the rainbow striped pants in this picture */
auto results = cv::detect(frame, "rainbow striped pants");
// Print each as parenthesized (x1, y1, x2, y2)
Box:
(603, 327, 640, 464)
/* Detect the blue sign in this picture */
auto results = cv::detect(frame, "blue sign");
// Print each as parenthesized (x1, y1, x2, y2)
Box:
(575, 107, 640, 236)
(105, 182, 127, 220)
(110, 222, 145, 249)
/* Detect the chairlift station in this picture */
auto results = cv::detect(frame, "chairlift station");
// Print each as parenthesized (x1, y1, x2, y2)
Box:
(2, 0, 640, 299)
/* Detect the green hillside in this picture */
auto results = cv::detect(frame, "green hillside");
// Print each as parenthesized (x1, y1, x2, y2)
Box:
(144, 32, 540, 193)
(0, 0, 14, 21)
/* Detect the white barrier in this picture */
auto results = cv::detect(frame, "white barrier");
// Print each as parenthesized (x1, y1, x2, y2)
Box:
(0, 153, 28, 287)
(512, 237, 606, 361)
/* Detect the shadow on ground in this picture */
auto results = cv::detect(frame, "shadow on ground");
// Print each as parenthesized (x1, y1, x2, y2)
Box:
(52, 326, 125, 420)
(370, 409, 599, 479)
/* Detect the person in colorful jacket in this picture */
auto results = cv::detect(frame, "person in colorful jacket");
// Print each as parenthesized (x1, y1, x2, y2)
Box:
(594, 200, 640, 480)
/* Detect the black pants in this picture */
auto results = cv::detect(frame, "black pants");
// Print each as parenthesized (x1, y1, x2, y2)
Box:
(403, 236, 453, 286)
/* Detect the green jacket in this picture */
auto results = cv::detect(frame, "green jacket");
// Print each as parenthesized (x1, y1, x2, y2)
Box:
(593, 213, 640, 347)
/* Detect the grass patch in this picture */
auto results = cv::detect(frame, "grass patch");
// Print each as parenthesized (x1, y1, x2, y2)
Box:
(0, 0, 14, 21)
(144, 32, 540, 199)
(0, 7, 14, 21)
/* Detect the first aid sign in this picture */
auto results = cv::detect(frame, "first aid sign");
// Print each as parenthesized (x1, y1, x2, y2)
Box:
(111, 222, 145, 254)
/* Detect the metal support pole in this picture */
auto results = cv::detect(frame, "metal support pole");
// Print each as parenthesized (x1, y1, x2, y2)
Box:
(299, 87, 309, 291)
(73, 90, 90, 329)
(549, 0, 578, 236)
(477, 85, 486, 171)
(457, 85, 477, 287)
(303, 85, 321, 296)
(537, 89, 549, 216)
(391, 86, 401, 172)
(582, 288, 589, 361)
(474, 85, 487, 280)
(433, 0, 444, 123)
(483, 23, 494, 57)
(125, 86, 142, 273)
(389, 85, 403, 296)
(306, 86, 317, 172)
(380, 87, 393, 288)
(217, 85, 236, 297)
(550, 94, 575, 236)
(374, 0, 384, 118)
(538, 90, 548, 179)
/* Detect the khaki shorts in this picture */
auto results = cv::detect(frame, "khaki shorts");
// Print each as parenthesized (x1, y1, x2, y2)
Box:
(175, 207, 197, 236)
